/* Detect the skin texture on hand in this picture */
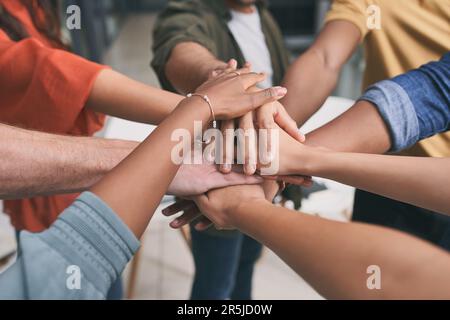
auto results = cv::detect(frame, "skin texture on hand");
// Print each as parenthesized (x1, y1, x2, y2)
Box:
(90, 70, 289, 237)
(162, 181, 281, 231)
(167, 164, 263, 197)
(195, 69, 287, 120)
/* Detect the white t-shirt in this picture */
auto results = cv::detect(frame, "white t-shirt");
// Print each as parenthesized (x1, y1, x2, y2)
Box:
(227, 7, 274, 89)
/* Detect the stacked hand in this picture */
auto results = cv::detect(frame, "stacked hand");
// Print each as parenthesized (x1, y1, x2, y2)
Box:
(167, 164, 262, 197)
(165, 61, 320, 231)
(163, 180, 280, 231)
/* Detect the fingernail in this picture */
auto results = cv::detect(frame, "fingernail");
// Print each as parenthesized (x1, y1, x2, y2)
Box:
(274, 87, 287, 96)
(222, 163, 231, 170)
(246, 164, 256, 174)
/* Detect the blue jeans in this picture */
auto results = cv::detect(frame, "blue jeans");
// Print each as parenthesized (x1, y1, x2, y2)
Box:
(190, 227, 263, 300)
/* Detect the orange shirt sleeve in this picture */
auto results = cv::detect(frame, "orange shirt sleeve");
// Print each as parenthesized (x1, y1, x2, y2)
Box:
(0, 35, 108, 134)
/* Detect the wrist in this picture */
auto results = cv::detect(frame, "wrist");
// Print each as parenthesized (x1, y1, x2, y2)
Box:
(289, 144, 326, 176)
(95, 139, 137, 175)
(228, 198, 271, 227)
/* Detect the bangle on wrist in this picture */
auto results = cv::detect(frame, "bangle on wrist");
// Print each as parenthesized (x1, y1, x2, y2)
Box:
(186, 93, 217, 129)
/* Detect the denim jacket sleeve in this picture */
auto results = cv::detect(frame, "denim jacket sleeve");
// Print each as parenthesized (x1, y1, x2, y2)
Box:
(0, 192, 140, 299)
(359, 52, 450, 152)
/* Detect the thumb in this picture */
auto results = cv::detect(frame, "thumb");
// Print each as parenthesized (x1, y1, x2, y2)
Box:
(274, 107, 305, 142)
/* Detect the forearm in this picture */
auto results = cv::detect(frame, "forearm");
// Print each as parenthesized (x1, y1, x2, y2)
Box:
(305, 100, 391, 153)
(233, 201, 450, 299)
(282, 21, 360, 127)
(165, 42, 227, 94)
(282, 49, 339, 126)
(91, 98, 211, 237)
(0, 124, 137, 199)
(86, 69, 183, 125)
(300, 149, 450, 215)
(306, 54, 450, 154)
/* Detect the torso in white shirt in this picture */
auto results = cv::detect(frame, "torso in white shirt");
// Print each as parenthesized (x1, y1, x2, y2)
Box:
(227, 7, 274, 89)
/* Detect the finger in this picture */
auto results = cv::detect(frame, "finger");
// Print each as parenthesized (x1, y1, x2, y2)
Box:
(170, 207, 201, 229)
(221, 66, 252, 79)
(223, 170, 263, 185)
(256, 104, 276, 164)
(239, 87, 288, 115)
(220, 120, 235, 173)
(274, 106, 305, 143)
(238, 112, 257, 175)
(239, 72, 266, 89)
(271, 175, 314, 187)
(227, 59, 238, 69)
(235, 66, 252, 75)
(162, 200, 195, 217)
(194, 217, 213, 231)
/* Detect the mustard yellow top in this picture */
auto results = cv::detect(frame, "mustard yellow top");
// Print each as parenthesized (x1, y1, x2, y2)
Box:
(325, 0, 450, 157)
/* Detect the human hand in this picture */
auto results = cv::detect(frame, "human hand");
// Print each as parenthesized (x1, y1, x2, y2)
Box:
(219, 89, 304, 176)
(163, 180, 281, 231)
(167, 164, 263, 197)
(259, 124, 322, 184)
(208, 59, 252, 79)
(194, 68, 287, 121)
(163, 184, 269, 231)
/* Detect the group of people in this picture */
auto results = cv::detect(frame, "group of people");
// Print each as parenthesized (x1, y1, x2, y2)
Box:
(0, 0, 448, 299)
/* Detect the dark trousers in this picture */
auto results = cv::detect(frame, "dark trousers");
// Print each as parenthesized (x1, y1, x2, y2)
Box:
(190, 227, 263, 300)
(353, 189, 450, 251)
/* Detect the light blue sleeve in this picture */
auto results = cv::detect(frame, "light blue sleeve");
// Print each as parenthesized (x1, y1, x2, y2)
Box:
(0, 192, 140, 300)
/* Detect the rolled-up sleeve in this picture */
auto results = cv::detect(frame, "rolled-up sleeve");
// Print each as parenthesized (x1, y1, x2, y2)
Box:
(324, 0, 371, 42)
(359, 53, 450, 152)
(151, 3, 217, 91)
(0, 192, 140, 300)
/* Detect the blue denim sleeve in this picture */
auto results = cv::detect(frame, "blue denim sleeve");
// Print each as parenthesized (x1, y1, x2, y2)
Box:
(0, 192, 140, 299)
(359, 53, 450, 152)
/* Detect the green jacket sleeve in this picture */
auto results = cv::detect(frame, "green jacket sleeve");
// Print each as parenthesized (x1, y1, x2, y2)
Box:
(151, 2, 218, 91)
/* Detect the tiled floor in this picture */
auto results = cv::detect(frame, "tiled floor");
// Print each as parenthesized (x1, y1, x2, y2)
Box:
(0, 14, 355, 300)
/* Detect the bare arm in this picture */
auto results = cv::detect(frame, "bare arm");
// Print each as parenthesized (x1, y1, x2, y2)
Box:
(0, 123, 136, 200)
(164, 42, 228, 95)
(179, 185, 450, 299)
(85, 69, 183, 125)
(276, 129, 450, 215)
(234, 196, 450, 299)
(301, 150, 450, 216)
(0, 122, 264, 201)
(282, 21, 360, 126)
(305, 100, 392, 153)
(90, 72, 284, 237)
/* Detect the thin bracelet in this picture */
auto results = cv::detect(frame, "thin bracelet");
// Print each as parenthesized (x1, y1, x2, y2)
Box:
(187, 93, 217, 129)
